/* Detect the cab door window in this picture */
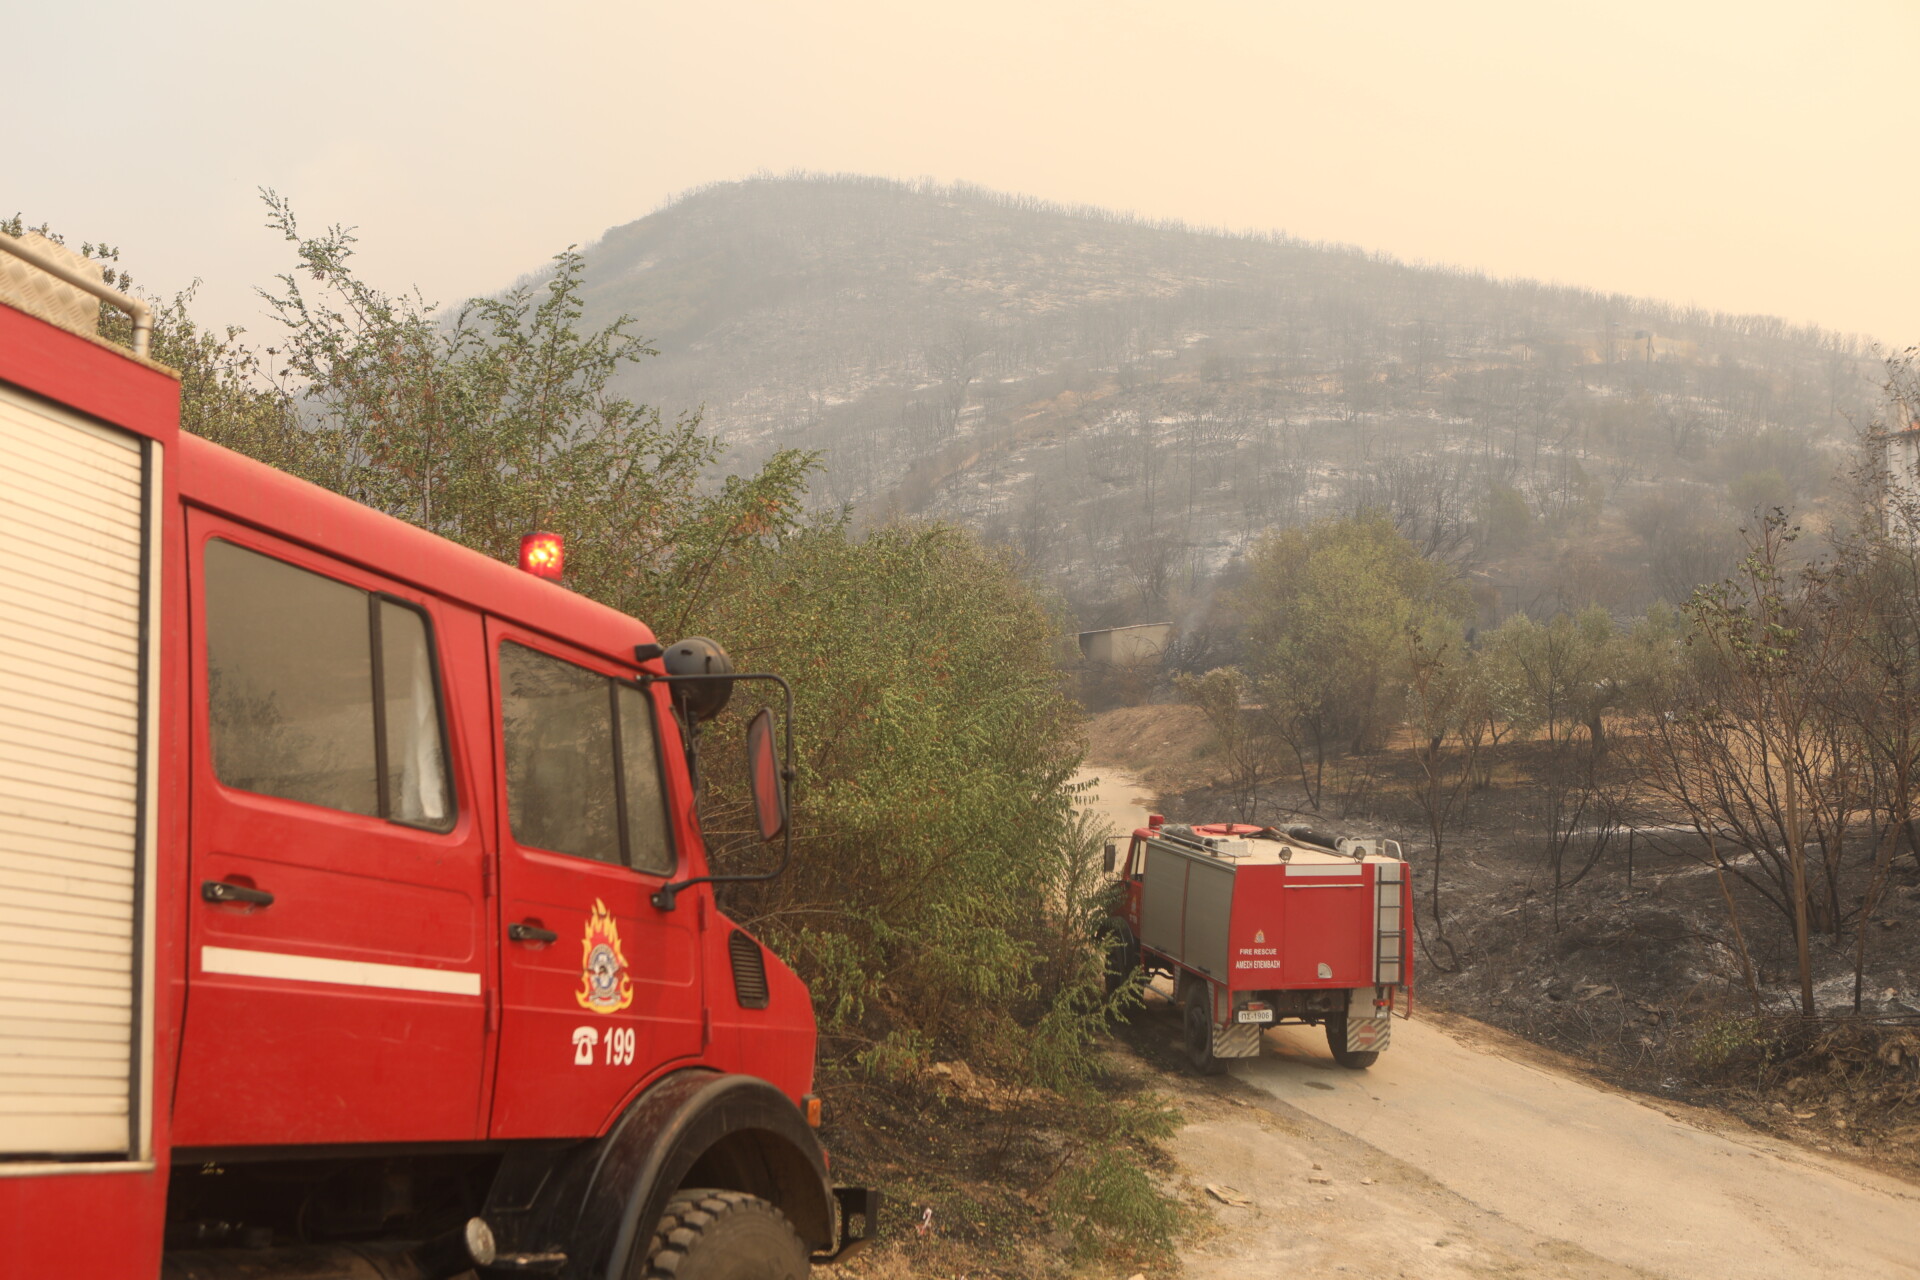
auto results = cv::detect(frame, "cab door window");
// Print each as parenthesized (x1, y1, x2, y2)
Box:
(500, 641, 675, 874)
(618, 685, 673, 875)
(204, 538, 453, 828)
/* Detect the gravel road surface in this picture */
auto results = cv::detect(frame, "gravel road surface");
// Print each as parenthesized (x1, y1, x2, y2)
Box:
(1223, 1016, 1920, 1280)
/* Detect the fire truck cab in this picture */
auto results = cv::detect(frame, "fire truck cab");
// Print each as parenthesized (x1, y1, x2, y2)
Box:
(0, 234, 873, 1278)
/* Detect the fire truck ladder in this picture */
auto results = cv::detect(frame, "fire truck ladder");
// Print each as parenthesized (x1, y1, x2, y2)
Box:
(1372, 862, 1405, 986)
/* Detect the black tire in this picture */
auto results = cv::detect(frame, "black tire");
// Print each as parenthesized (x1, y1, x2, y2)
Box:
(1183, 979, 1225, 1075)
(1101, 916, 1139, 995)
(636, 1189, 809, 1280)
(1324, 1013, 1379, 1070)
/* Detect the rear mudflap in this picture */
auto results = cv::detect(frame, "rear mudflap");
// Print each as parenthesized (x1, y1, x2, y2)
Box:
(1345, 1012, 1391, 1054)
(1213, 1020, 1262, 1059)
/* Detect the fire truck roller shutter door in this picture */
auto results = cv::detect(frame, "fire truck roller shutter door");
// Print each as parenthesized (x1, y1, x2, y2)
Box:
(0, 382, 152, 1160)
(1137, 840, 1184, 960)
(1181, 859, 1234, 981)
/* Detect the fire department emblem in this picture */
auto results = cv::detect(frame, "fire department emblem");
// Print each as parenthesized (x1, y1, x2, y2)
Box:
(575, 899, 634, 1013)
(1254, 930, 1266, 944)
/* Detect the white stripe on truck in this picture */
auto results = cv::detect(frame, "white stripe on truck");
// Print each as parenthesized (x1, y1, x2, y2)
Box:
(201, 946, 481, 996)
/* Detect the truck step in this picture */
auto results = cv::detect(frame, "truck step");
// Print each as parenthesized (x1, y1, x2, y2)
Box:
(481, 1253, 568, 1275)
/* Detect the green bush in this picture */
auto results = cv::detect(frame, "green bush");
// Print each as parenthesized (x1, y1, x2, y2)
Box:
(1048, 1096, 1184, 1263)
(687, 520, 1106, 1080)
(1689, 1015, 1766, 1071)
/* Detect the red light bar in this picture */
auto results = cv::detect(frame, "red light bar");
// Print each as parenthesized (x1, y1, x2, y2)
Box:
(519, 531, 565, 580)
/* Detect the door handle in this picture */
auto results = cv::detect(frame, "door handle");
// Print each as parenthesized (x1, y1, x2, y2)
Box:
(201, 880, 274, 908)
(508, 922, 558, 945)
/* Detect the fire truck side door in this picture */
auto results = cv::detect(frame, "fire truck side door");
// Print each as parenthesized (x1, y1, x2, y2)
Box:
(174, 521, 487, 1147)
(485, 623, 704, 1139)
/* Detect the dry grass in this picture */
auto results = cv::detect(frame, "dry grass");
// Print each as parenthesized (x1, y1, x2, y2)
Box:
(1083, 703, 1220, 794)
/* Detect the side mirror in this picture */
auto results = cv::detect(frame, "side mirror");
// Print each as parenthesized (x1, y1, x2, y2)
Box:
(649, 672, 794, 913)
(746, 707, 787, 843)
(1103, 841, 1117, 874)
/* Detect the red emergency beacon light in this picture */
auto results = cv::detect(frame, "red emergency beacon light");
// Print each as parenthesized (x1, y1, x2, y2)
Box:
(519, 530, 565, 579)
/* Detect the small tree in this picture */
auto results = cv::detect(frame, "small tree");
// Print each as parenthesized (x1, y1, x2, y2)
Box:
(1480, 607, 1635, 928)
(1639, 514, 1870, 1015)
(1175, 667, 1264, 822)
(1403, 627, 1483, 970)
(1830, 542, 1920, 1011)
(250, 193, 815, 628)
(1237, 512, 1468, 809)
(1477, 480, 1533, 555)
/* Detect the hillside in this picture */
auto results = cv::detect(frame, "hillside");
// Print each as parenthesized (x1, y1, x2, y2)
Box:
(569, 175, 1881, 629)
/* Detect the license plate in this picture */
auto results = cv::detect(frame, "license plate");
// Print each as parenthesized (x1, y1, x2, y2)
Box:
(1236, 1008, 1274, 1023)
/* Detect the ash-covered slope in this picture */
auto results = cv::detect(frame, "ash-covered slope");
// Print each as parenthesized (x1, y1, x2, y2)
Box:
(572, 175, 1877, 627)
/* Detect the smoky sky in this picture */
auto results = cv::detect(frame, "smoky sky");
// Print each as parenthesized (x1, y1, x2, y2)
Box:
(8, 0, 1914, 347)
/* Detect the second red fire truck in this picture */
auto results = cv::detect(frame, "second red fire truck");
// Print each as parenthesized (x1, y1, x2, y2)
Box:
(0, 234, 873, 1277)
(1104, 818, 1412, 1073)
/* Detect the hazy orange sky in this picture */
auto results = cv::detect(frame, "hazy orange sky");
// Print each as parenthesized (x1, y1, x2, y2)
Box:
(9, 1, 1915, 346)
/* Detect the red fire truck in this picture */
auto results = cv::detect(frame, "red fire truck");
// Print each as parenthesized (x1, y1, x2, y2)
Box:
(0, 235, 874, 1277)
(1104, 818, 1411, 1073)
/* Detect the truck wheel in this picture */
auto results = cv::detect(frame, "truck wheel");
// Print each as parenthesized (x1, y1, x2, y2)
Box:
(1324, 1014, 1379, 1070)
(1101, 916, 1139, 995)
(1183, 981, 1225, 1075)
(636, 1189, 809, 1280)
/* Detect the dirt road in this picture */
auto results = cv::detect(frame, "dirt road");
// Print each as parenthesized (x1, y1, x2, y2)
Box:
(1073, 765, 1155, 845)
(1223, 1016, 1919, 1279)
(1126, 993, 1920, 1280)
(1075, 771, 1920, 1279)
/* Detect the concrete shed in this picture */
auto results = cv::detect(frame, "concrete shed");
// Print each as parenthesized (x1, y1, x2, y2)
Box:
(1078, 622, 1173, 666)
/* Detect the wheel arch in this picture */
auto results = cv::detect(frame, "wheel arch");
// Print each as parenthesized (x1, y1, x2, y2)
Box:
(485, 1070, 834, 1279)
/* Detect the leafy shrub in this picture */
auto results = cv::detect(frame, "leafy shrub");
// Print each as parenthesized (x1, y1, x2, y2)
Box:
(1048, 1095, 1184, 1263)
(1689, 1015, 1765, 1070)
(689, 520, 1105, 1079)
